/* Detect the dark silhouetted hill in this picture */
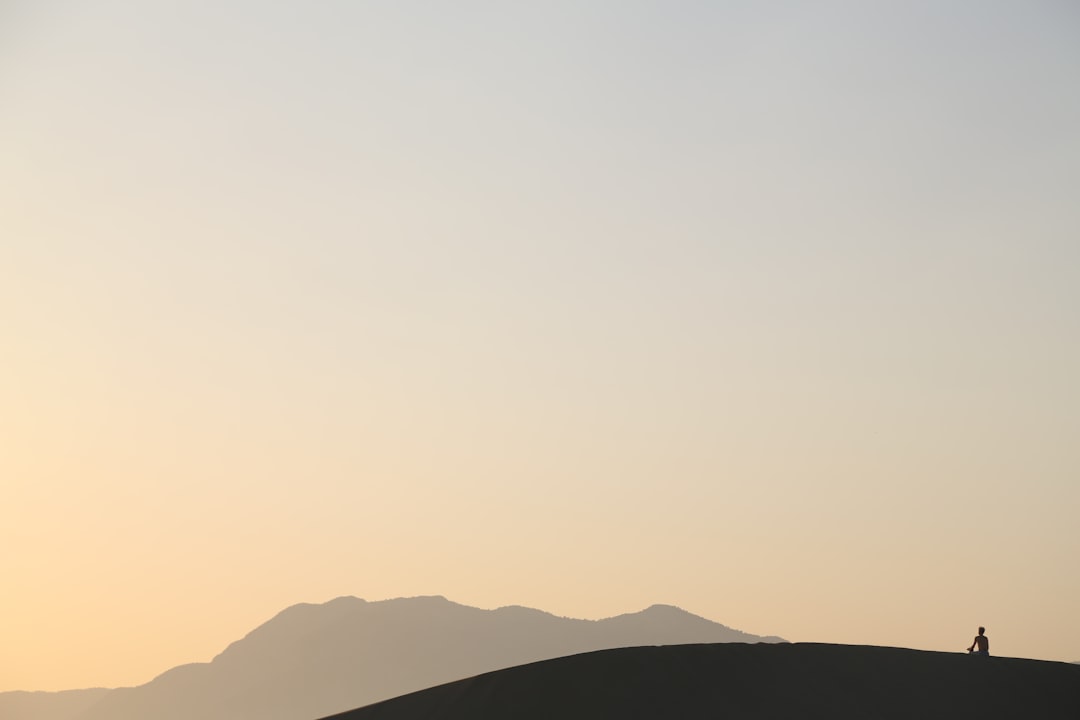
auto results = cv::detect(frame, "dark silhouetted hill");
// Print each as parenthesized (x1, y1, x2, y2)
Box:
(324, 642, 1080, 720)
(52, 595, 779, 720)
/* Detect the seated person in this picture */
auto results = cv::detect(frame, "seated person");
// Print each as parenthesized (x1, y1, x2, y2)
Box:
(967, 627, 989, 656)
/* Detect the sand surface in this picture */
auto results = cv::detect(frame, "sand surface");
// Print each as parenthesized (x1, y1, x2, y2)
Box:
(323, 642, 1080, 720)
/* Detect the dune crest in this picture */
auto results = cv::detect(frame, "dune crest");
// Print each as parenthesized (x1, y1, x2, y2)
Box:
(325, 643, 1080, 720)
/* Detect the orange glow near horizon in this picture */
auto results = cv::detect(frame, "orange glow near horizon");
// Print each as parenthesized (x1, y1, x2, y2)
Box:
(3, 1, 1079, 692)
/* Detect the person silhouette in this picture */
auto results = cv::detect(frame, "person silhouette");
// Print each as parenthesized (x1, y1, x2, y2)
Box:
(967, 626, 989, 656)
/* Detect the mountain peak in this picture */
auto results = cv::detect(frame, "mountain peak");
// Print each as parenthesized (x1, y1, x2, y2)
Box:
(48, 596, 784, 720)
(640, 603, 690, 614)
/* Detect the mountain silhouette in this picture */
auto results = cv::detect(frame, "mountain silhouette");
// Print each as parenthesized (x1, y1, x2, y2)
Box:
(0, 689, 110, 720)
(7, 596, 781, 720)
(323, 642, 1080, 720)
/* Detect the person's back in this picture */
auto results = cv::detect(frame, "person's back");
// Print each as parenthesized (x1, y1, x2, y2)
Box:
(968, 627, 989, 656)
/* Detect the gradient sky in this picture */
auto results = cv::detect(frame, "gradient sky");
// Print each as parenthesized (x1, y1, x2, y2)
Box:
(3, 0, 1079, 692)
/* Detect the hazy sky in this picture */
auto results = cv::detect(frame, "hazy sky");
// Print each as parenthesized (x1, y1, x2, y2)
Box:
(3, 0, 1078, 692)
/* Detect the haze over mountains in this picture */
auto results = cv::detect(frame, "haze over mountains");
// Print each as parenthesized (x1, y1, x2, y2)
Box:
(0, 689, 111, 720)
(1, 596, 782, 720)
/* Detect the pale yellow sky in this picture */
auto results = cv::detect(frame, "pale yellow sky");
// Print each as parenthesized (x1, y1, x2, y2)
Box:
(3, 0, 1079, 692)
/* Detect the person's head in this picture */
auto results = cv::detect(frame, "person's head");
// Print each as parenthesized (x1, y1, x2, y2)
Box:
(978, 627, 985, 635)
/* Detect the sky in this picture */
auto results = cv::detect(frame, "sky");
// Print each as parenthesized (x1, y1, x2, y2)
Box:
(2, 0, 1079, 693)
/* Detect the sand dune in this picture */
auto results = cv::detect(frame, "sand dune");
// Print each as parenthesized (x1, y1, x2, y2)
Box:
(324, 642, 1080, 720)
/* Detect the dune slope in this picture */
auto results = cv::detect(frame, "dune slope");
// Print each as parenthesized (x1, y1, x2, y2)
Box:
(325, 643, 1080, 720)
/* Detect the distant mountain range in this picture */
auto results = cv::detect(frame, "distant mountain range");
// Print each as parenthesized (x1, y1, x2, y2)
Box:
(0, 689, 111, 720)
(324, 642, 1080, 720)
(1, 595, 783, 720)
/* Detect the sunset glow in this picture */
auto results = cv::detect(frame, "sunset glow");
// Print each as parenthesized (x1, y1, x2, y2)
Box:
(3, 1, 1078, 692)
